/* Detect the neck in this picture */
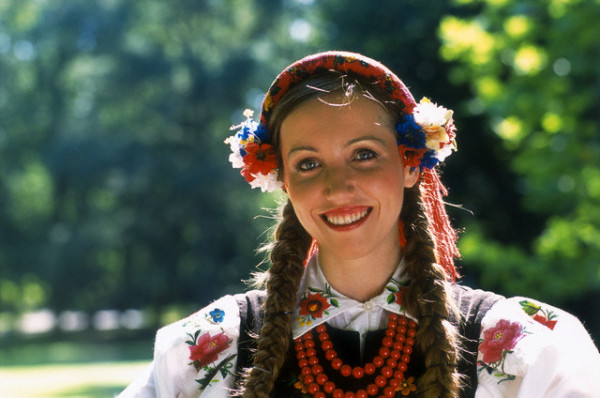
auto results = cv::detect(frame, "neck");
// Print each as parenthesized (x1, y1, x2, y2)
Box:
(317, 244, 402, 302)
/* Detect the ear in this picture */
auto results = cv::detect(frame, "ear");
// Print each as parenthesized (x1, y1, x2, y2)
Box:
(403, 166, 420, 188)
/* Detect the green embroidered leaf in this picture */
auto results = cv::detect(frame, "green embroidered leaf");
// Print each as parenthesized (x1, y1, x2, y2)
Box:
(519, 300, 541, 316)
(387, 294, 395, 304)
(308, 287, 324, 293)
(386, 285, 399, 293)
(330, 298, 339, 307)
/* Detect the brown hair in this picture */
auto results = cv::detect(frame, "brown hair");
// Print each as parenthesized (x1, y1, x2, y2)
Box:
(240, 72, 461, 398)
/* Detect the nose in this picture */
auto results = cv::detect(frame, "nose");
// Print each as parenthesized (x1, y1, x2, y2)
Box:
(324, 165, 355, 201)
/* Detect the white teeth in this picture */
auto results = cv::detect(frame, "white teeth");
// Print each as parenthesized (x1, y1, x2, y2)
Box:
(326, 209, 369, 226)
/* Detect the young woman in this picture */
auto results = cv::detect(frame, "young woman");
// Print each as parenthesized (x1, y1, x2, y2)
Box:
(119, 51, 600, 398)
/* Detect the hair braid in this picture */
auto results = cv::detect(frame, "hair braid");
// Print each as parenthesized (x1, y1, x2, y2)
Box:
(240, 200, 311, 398)
(401, 185, 462, 398)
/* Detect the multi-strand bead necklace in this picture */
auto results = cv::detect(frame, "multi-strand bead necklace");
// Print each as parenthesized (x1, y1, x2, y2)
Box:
(294, 313, 417, 398)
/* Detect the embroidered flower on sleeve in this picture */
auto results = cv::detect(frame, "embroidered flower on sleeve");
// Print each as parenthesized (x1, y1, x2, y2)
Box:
(188, 331, 231, 368)
(399, 376, 417, 396)
(478, 319, 526, 383)
(519, 300, 558, 330)
(208, 308, 225, 324)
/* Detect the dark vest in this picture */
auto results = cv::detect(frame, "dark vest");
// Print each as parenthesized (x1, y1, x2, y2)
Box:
(235, 284, 502, 397)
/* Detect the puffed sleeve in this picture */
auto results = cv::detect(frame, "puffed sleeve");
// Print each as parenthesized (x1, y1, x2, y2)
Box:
(117, 295, 241, 398)
(475, 296, 600, 398)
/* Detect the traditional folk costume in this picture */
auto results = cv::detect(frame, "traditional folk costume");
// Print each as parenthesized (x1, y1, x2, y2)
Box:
(119, 52, 600, 397)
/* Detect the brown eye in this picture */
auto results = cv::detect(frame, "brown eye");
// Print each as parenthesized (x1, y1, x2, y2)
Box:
(297, 158, 320, 171)
(355, 149, 377, 161)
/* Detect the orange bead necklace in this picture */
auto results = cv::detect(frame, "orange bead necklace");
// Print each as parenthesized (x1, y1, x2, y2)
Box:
(294, 313, 417, 398)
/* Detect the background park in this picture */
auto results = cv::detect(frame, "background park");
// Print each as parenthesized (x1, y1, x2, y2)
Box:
(1, 0, 599, 396)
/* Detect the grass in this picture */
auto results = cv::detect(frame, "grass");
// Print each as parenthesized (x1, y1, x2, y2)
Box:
(0, 360, 150, 398)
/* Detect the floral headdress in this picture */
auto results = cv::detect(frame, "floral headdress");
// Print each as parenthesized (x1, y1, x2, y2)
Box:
(225, 51, 460, 280)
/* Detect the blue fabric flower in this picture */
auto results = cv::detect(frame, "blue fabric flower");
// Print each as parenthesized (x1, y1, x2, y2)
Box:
(396, 115, 426, 149)
(209, 308, 225, 323)
(254, 123, 269, 142)
(420, 150, 439, 169)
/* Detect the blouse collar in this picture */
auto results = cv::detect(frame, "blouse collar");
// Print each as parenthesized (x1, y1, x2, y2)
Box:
(291, 255, 415, 339)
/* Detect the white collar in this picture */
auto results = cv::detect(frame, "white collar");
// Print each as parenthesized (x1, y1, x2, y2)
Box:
(291, 255, 417, 339)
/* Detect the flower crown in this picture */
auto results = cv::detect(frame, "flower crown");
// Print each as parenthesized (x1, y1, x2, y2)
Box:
(225, 98, 457, 193)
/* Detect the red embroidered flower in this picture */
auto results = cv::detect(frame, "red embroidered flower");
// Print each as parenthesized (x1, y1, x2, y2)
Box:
(189, 332, 230, 367)
(240, 142, 278, 182)
(394, 289, 405, 306)
(479, 319, 524, 364)
(299, 292, 332, 319)
(399, 376, 416, 395)
(533, 314, 557, 330)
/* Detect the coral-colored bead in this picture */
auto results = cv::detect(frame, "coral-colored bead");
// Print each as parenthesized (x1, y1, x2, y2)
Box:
(408, 320, 418, 329)
(375, 375, 387, 387)
(306, 348, 317, 357)
(298, 358, 308, 368)
(303, 374, 314, 385)
(394, 334, 405, 343)
(393, 342, 403, 351)
(325, 349, 337, 360)
(398, 362, 408, 372)
(297, 351, 306, 359)
(378, 347, 390, 358)
(405, 337, 415, 347)
(381, 366, 393, 378)
(373, 356, 384, 367)
(315, 392, 326, 398)
(390, 349, 401, 360)
(344, 392, 356, 398)
(387, 320, 397, 329)
(316, 373, 328, 385)
(303, 332, 313, 340)
(295, 343, 304, 351)
(382, 337, 393, 347)
(301, 366, 312, 375)
(407, 329, 416, 337)
(398, 317, 408, 326)
(340, 365, 352, 377)
(352, 366, 364, 379)
(316, 324, 327, 333)
(389, 313, 398, 321)
(383, 386, 396, 397)
(394, 370, 404, 380)
(295, 337, 303, 344)
(356, 389, 368, 398)
(385, 329, 395, 338)
(323, 381, 336, 393)
(331, 358, 343, 370)
(367, 383, 378, 396)
(385, 358, 397, 368)
(396, 326, 407, 335)
(304, 339, 315, 348)
(389, 378, 400, 388)
(403, 346, 413, 355)
(322, 340, 333, 351)
(333, 388, 344, 398)
(401, 354, 411, 364)
(312, 364, 324, 375)
(318, 332, 330, 342)
(307, 382, 320, 394)
(364, 363, 376, 375)
(308, 356, 319, 366)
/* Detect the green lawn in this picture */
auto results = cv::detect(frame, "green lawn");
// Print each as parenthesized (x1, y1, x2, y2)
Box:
(0, 360, 150, 398)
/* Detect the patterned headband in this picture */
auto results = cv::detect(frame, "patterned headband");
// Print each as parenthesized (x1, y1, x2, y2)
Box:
(225, 51, 460, 280)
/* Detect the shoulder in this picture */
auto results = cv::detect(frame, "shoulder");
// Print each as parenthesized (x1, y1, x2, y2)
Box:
(476, 295, 600, 397)
(151, 294, 244, 397)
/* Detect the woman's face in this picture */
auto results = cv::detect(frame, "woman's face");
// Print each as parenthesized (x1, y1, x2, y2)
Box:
(279, 94, 419, 261)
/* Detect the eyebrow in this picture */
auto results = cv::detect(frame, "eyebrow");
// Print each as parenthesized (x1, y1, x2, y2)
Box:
(286, 135, 388, 158)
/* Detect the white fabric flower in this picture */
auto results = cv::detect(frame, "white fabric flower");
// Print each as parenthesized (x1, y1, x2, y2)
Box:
(248, 171, 283, 193)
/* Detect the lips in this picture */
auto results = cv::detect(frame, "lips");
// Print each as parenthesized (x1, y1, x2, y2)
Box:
(321, 206, 372, 229)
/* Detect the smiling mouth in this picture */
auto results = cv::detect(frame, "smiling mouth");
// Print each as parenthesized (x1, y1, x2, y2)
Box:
(321, 207, 372, 227)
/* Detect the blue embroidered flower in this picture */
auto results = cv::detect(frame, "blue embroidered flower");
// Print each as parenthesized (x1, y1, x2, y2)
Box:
(209, 308, 225, 323)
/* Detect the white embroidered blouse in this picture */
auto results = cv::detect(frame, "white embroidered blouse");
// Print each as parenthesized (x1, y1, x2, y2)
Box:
(118, 258, 600, 397)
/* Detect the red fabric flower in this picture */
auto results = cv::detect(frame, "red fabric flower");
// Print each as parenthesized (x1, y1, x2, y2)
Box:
(479, 319, 524, 364)
(533, 314, 557, 330)
(299, 292, 332, 319)
(241, 142, 278, 182)
(189, 332, 230, 367)
(394, 290, 404, 306)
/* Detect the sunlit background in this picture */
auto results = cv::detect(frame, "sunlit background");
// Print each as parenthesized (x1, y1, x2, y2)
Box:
(1, 0, 599, 396)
